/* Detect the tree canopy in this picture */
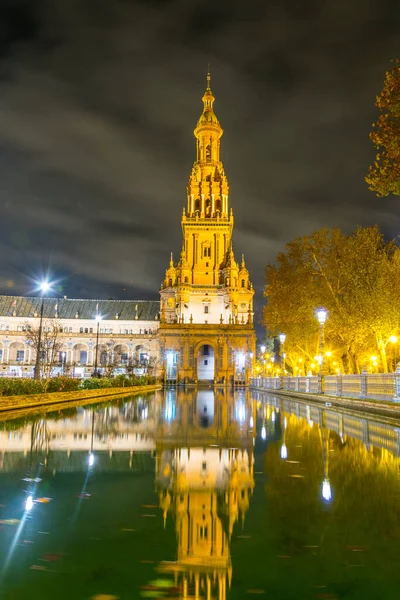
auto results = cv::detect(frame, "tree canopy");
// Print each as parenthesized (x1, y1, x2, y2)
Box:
(264, 226, 400, 374)
(366, 60, 400, 196)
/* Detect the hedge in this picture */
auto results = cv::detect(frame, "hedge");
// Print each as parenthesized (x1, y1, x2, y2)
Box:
(0, 374, 157, 397)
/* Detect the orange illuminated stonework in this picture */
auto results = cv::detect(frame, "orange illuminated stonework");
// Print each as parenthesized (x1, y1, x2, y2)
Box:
(159, 73, 255, 385)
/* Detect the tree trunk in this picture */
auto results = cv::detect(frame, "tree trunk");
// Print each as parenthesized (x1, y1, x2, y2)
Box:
(377, 337, 388, 373)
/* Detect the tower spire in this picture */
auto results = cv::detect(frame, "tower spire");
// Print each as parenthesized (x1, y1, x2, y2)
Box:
(207, 64, 211, 89)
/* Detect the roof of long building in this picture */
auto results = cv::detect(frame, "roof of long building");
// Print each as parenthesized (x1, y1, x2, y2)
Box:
(0, 296, 160, 321)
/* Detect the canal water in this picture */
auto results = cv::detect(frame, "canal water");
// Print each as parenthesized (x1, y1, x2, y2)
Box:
(0, 388, 399, 599)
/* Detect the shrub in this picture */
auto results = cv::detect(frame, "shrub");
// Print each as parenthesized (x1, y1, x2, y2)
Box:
(0, 374, 156, 397)
(81, 377, 113, 390)
(0, 378, 43, 396)
(46, 377, 81, 393)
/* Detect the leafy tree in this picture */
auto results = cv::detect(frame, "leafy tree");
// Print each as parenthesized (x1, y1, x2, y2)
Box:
(366, 59, 400, 196)
(264, 226, 400, 373)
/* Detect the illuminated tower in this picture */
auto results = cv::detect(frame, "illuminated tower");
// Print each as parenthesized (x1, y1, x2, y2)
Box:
(159, 73, 256, 384)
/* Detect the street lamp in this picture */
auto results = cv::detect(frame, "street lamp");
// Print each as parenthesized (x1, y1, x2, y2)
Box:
(34, 280, 53, 380)
(316, 308, 328, 376)
(93, 314, 102, 377)
(279, 333, 286, 374)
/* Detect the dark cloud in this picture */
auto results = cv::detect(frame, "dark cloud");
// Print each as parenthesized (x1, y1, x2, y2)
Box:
(0, 0, 399, 326)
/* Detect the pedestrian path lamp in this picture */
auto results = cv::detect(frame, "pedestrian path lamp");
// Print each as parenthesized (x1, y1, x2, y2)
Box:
(93, 314, 102, 377)
(34, 280, 53, 380)
(316, 308, 328, 376)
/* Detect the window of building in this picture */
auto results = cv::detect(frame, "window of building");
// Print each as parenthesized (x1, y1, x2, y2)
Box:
(64, 327, 68, 333)
(203, 345, 210, 356)
(84, 328, 88, 334)
(0, 349, 3, 360)
(204, 306, 209, 314)
(120, 353, 128, 364)
(59, 327, 63, 333)
(79, 327, 83, 333)
(16, 350, 24, 362)
(199, 526, 208, 540)
(241, 279, 245, 288)
(80, 351, 88, 365)
(204, 359, 208, 366)
(204, 320, 208, 324)
(140, 352, 149, 365)
(89, 328, 93, 334)
(5, 325, 9, 331)
(194, 198, 200, 212)
(215, 198, 222, 212)
(109, 329, 113, 334)
(17, 326, 21, 332)
(69, 327, 72, 333)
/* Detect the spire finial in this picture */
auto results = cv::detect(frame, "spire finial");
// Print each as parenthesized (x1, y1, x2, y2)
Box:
(207, 64, 211, 89)
(169, 252, 174, 267)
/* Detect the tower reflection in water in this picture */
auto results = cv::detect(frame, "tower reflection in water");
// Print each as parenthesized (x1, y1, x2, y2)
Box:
(155, 388, 255, 600)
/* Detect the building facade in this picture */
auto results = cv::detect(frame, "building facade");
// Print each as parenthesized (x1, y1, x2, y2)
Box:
(0, 296, 159, 378)
(159, 73, 256, 385)
(0, 74, 255, 383)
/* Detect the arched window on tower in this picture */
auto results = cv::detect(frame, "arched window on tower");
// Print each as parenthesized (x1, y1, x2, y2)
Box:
(241, 279, 245, 288)
(194, 199, 200, 213)
(204, 305, 209, 314)
(205, 198, 211, 216)
(206, 144, 211, 160)
(168, 278, 172, 287)
(184, 276, 188, 283)
(215, 199, 222, 213)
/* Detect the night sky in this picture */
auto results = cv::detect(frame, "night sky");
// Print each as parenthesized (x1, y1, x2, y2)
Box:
(1, 0, 400, 324)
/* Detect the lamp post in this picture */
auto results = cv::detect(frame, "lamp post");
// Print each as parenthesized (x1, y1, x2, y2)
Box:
(34, 281, 53, 380)
(279, 333, 286, 374)
(316, 308, 328, 394)
(316, 308, 328, 376)
(93, 315, 102, 377)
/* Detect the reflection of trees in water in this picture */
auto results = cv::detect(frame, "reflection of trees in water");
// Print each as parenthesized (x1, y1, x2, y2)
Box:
(95, 408, 119, 437)
(31, 419, 50, 454)
(264, 413, 400, 585)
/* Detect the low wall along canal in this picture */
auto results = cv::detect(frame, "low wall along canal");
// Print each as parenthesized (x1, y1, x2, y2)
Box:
(0, 384, 161, 413)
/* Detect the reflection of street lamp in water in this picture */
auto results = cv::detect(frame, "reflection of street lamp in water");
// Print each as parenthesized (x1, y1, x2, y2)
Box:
(320, 425, 332, 502)
(280, 413, 288, 460)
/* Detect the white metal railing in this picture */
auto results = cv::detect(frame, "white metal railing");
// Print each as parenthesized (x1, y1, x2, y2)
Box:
(250, 371, 400, 402)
